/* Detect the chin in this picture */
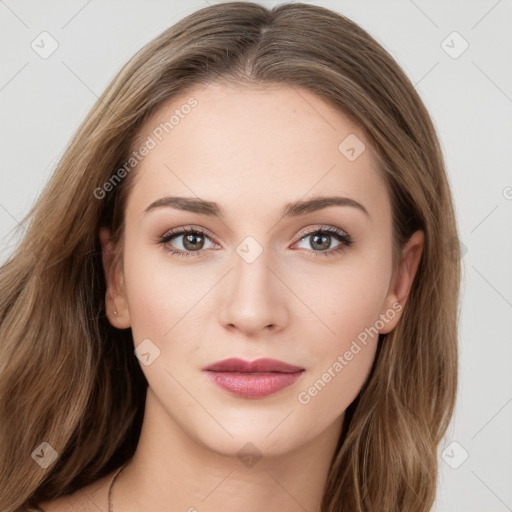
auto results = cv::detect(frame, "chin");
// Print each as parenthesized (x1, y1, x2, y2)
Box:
(196, 430, 302, 462)
(187, 408, 314, 460)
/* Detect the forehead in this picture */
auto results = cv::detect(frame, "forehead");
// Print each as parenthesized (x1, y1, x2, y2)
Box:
(127, 82, 389, 222)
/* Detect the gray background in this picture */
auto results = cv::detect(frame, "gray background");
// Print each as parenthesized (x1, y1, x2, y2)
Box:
(1, 1, 511, 510)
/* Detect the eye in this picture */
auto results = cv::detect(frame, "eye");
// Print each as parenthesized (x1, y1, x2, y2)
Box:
(158, 226, 218, 258)
(292, 226, 352, 256)
(158, 225, 352, 259)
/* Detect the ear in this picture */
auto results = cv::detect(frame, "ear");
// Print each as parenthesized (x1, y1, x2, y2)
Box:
(99, 226, 131, 329)
(379, 230, 424, 334)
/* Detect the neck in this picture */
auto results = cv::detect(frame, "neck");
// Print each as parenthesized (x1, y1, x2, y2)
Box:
(112, 389, 343, 512)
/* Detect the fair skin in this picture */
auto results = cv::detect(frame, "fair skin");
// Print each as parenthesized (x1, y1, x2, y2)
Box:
(40, 82, 423, 512)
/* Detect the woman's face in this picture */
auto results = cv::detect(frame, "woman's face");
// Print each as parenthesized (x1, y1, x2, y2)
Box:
(102, 82, 422, 458)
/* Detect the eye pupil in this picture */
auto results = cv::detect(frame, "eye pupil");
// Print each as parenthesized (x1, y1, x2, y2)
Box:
(183, 233, 204, 251)
(311, 233, 330, 251)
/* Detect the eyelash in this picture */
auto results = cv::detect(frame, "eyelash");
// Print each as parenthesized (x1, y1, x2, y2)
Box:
(158, 225, 353, 259)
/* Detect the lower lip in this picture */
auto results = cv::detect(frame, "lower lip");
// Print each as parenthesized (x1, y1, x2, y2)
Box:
(204, 371, 304, 398)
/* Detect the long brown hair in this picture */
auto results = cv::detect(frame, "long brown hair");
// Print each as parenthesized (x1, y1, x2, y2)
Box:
(0, 2, 460, 510)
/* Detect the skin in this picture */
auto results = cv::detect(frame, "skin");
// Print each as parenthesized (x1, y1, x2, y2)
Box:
(40, 82, 423, 512)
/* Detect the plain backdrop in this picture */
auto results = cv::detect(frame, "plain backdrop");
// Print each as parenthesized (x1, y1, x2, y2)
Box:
(1, 1, 511, 510)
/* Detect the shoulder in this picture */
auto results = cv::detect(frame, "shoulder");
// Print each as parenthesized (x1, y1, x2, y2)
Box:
(34, 470, 116, 512)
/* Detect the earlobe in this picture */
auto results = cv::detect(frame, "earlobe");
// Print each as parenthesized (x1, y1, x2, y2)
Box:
(379, 230, 424, 334)
(99, 227, 131, 329)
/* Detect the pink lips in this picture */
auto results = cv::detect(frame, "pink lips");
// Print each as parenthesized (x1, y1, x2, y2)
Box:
(202, 357, 305, 399)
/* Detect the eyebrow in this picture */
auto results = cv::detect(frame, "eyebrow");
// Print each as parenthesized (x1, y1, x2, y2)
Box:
(144, 195, 370, 219)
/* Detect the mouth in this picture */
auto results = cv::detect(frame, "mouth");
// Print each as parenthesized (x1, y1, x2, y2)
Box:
(202, 358, 305, 399)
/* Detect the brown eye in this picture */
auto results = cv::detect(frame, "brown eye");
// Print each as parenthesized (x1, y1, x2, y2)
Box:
(309, 232, 332, 251)
(181, 232, 206, 251)
(293, 227, 352, 256)
(159, 227, 218, 258)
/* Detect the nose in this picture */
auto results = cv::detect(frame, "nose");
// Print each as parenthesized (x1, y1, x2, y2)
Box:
(217, 249, 289, 337)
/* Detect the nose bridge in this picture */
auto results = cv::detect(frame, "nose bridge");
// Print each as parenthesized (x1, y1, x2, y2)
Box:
(217, 237, 288, 334)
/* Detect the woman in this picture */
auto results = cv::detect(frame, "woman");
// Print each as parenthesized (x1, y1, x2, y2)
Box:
(0, 2, 460, 511)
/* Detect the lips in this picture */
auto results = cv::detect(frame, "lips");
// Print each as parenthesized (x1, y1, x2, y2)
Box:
(203, 357, 304, 374)
(202, 358, 305, 399)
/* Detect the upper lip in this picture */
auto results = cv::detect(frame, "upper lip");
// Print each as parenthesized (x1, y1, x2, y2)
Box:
(203, 358, 304, 373)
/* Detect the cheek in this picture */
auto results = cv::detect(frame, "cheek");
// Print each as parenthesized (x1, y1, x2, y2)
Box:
(122, 237, 200, 345)
(296, 247, 392, 349)
(295, 337, 378, 425)
(292, 248, 391, 412)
